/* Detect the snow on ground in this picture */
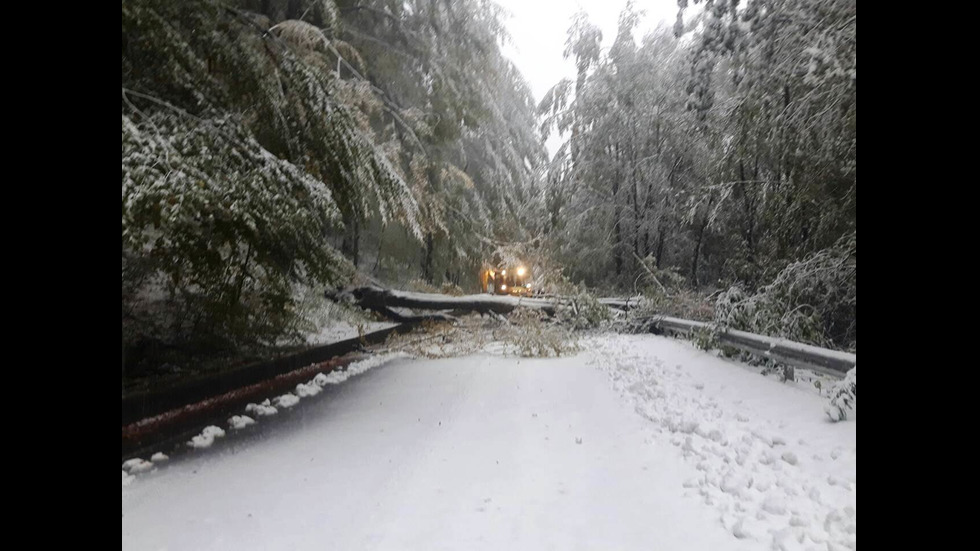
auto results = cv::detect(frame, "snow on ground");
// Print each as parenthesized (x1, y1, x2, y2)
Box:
(295, 381, 322, 398)
(273, 393, 300, 409)
(294, 289, 398, 346)
(583, 334, 856, 550)
(122, 458, 154, 474)
(305, 319, 397, 345)
(188, 425, 227, 449)
(244, 399, 278, 417)
(122, 334, 855, 550)
(228, 415, 255, 430)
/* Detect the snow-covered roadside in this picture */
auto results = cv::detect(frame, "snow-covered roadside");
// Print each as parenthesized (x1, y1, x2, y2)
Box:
(305, 319, 398, 345)
(583, 334, 856, 551)
(122, 352, 409, 482)
(122, 332, 855, 551)
(291, 288, 397, 346)
(122, 351, 746, 550)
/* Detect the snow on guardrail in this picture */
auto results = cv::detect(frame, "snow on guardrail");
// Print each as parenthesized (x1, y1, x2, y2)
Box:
(646, 315, 856, 379)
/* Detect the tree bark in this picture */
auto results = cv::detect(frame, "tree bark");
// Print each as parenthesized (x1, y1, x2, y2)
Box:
(341, 217, 360, 267)
(691, 197, 713, 288)
(326, 286, 632, 322)
(421, 232, 435, 283)
(327, 285, 560, 319)
(612, 144, 623, 277)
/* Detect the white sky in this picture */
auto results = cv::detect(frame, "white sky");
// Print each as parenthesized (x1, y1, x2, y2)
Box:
(492, 0, 681, 155)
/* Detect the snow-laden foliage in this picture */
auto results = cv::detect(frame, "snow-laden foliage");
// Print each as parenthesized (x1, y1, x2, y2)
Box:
(628, 292, 716, 329)
(555, 287, 612, 331)
(290, 0, 544, 287)
(825, 366, 856, 422)
(122, 0, 548, 369)
(382, 319, 490, 359)
(539, 4, 707, 287)
(440, 282, 465, 296)
(538, 0, 854, 351)
(122, 0, 422, 361)
(680, 0, 856, 286)
(714, 233, 855, 351)
(501, 308, 578, 358)
(122, 112, 352, 348)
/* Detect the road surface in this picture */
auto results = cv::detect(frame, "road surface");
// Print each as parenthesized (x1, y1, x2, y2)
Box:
(122, 334, 855, 550)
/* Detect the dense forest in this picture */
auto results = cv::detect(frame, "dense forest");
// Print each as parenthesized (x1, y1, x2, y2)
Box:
(122, 0, 855, 375)
(538, 0, 855, 349)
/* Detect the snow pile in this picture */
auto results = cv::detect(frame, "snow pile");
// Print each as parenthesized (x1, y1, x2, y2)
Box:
(273, 393, 300, 408)
(317, 352, 409, 385)
(228, 415, 256, 430)
(584, 334, 856, 550)
(245, 399, 278, 417)
(295, 381, 322, 398)
(188, 425, 226, 449)
(124, 354, 409, 491)
(123, 458, 154, 474)
(229, 355, 407, 436)
(122, 457, 155, 486)
(246, 353, 410, 417)
(316, 370, 347, 385)
(349, 352, 408, 376)
(203, 425, 226, 438)
(825, 367, 856, 422)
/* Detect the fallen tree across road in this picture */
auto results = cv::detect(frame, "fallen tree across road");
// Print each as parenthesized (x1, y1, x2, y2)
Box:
(326, 286, 567, 320)
(325, 286, 639, 320)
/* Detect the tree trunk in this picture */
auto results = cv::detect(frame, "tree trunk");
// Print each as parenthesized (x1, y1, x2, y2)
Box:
(328, 285, 559, 318)
(326, 285, 630, 322)
(738, 160, 757, 271)
(372, 226, 386, 275)
(341, 217, 360, 267)
(421, 232, 435, 283)
(691, 197, 713, 289)
(631, 150, 641, 261)
(612, 145, 623, 277)
(655, 229, 665, 269)
(691, 217, 707, 289)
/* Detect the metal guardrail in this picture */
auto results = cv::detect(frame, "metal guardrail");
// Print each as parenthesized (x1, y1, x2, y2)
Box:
(121, 323, 426, 458)
(646, 315, 856, 379)
(121, 323, 415, 426)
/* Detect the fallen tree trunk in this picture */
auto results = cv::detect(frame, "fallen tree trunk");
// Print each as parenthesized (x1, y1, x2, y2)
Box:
(326, 286, 563, 319)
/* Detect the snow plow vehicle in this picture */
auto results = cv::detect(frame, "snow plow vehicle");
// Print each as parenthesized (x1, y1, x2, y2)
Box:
(481, 265, 532, 296)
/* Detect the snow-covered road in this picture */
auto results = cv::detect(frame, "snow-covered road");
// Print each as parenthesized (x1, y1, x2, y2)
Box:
(122, 334, 855, 550)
